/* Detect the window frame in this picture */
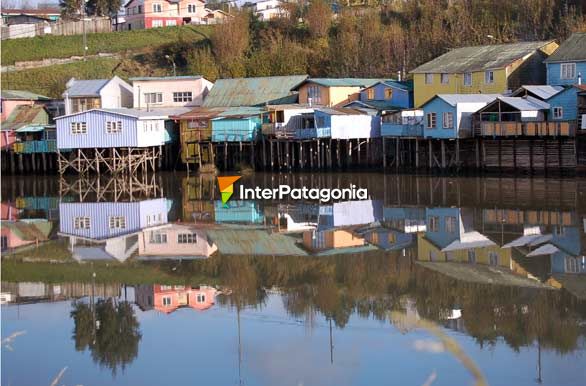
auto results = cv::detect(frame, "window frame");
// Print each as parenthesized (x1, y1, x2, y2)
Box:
(484, 70, 494, 84)
(553, 106, 563, 119)
(108, 216, 126, 229)
(425, 73, 434, 84)
(162, 296, 172, 306)
(440, 73, 449, 84)
(560, 63, 576, 80)
(105, 120, 122, 134)
(442, 112, 454, 129)
(70, 122, 87, 135)
(152, 3, 162, 13)
(366, 88, 375, 100)
(177, 233, 197, 244)
(172, 91, 193, 103)
(73, 216, 91, 229)
(144, 92, 163, 104)
(464, 72, 472, 86)
(426, 112, 437, 129)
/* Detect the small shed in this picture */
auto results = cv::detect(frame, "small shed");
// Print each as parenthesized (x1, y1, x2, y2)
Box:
(210, 107, 263, 142)
(313, 107, 381, 139)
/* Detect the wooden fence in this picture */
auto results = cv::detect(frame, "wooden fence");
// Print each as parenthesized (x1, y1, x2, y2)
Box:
(1, 17, 112, 40)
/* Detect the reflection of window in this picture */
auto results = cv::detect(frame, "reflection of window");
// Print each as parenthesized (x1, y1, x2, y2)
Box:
(445, 216, 457, 233)
(485, 70, 494, 84)
(276, 110, 285, 123)
(468, 249, 476, 263)
(74, 216, 90, 229)
(173, 92, 193, 103)
(149, 231, 168, 244)
(553, 107, 563, 119)
(428, 216, 439, 232)
(196, 294, 206, 303)
(160, 285, 172, 290)
(152, 19, 163, 28)
(565, 257, 579, 273)
(188, 3, 198, 12)
(174, 285, 185, 290)
(153, 3, 162, 12)
(178, 233, 197, 244)
(162, 296, 172, 306)
(446, 251, 456, 261)
(307, 85, 321, 104)
(188, 120, 207, 129)
(316, 116, 325, 128)
(384, 88, 393, 99)
(489, 251, 499, 266)
(108, 216, 126, 229)
(1, 236, 7, 251)
(367, 88, 375, 100)
(166, 20, 176, 27)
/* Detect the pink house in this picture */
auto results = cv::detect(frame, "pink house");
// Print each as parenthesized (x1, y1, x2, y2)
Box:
(124, 0, 208, 30)
(0, 220, 52, 253)
(138, 223, 218, 258)
(135, 284, 219, 313)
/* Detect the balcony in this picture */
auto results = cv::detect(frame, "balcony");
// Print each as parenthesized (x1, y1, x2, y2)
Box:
(381, 123, 423, 137)
(262, 123, 296, 139)
(13, 140, 57, 153)
(478, 121, 576, 137)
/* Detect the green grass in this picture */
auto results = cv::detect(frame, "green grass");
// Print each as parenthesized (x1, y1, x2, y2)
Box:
(1, 25, 212, 65)
(1, 260, 215, 286)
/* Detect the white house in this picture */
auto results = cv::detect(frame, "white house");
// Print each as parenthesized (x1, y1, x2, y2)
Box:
(130, 76, 213, 109)
(243, 0, 286, 21)
(62, 76, 133, 115)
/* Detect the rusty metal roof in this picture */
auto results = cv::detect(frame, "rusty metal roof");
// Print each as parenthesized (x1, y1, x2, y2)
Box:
(1, 105, 49, 131)
(411, 41, 556, 73)
(171, 107, 227, 120)
(544, 32, 586, 63)
(202, 75, 308, 107)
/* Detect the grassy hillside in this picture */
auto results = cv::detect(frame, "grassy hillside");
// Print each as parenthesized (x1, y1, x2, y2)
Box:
(1, 24, 212, 65)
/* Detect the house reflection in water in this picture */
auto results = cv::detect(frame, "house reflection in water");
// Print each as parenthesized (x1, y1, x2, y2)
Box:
(137, 224, 218, 260)
(135, 284, 220, 314)
(58, 198, 170, 262)
(1, 219, 53, 253)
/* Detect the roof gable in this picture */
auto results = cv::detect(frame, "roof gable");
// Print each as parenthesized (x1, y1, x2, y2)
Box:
(411, 41, 556, 74)
(544, 33, 586, 63)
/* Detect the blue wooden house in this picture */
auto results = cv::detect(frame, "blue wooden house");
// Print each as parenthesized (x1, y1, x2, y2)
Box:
(544, 32, 586, 86)
(421, 94, 500, 139)
(346, 80, 413, 111)
(210, 107, 263, 142)
(55, 107, 188, 150)
(546, 85, 582, 122)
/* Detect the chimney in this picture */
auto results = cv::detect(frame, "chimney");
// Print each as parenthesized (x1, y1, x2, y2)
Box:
(578, 72, 582, 85)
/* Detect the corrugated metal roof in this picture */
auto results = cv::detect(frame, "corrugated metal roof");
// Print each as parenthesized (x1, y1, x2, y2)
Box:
(434, 94, 501, 107)
(56, 107, 190, 120)
(1, 90, 50, 100)
(202, 75, 308, 107)
(344, 100, 403, 112)
(171, 107, 227, 120)
(129, 75, 203, 81)
(1, 105, 49, 130)
(207, 227, 308, 256)
(512, 85, 564, 100)
(317, 107, 374, 115)
(292, 78, 382, 90)
(411, 41, 555, 73)
(497, 96, 550, 111)
(544, 32, 586, 63)
(216, 106, 264, 118)
(64, 79, 110, 97)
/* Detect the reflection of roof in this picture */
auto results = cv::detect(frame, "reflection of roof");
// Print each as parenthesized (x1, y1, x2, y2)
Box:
(202, 75, 308, 107)
(311, 244, 379, 256)
(411, 41, 555, 73)
(207, 227, 307, 256)
(544, 33, 586, 63)
(2, 220, 52, 241)
(526, 243, 560, 257)
(441, 232, 497, 252)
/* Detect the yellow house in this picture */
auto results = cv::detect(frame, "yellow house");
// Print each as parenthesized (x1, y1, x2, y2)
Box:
(411, 41, 559, 107)
(292, 78, 381, 107)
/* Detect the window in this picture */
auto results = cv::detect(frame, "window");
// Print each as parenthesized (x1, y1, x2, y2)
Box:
(196, 294, 206, 303)
(428, 216, 439, 232)
(166, 20, 176, 27)
(188, 3, 198, 12)
(565, 257, 580, 273)
(489, 252, 499, 266)
(1, 236, 8, 251)
(108, 216, 126, 229)
(144, 92, 162, 104)
(315, 116, 325, 128)
(560, 63, 576, 80)
(73, 217, 90, 229)
(160, 285, 172, 290)
(71, 97, 100, 113)
(384, 88, 393, 99)
(553, 106, 563, 119)
(70, 122, 87, 134)
(276, 110, 285, 123)
(467, 249, 476, 264)
(426, 113, 437, 129)
(445, 216, 457, 233)
(425, 73, 433, 84)
(173, 92, 193, 103)
(149, 231, 168, 244)
(442, 112, 454, 129)
(106, 121, 122, 133)
(152, 19, 163, 28)
(367, 88, 375, 100)
(307, 85, 321, 104)
(485, 70, 494, 84)
(178, 233, 197, 244)
(441, 73, 449, 84)
(464, 73, 472, 86)
(162, 296, 172, 306)
(153, 3, 162, 12)
(138, 5, 142, 13)
(188, 120, 207, 129)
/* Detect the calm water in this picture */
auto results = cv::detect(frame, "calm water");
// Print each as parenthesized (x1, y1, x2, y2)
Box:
(1, 173, 585, 386)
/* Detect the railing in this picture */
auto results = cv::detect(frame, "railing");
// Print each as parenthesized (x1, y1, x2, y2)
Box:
(479, 121, 575, 137)
(381, 123, 424, 137)
(262, 123, 297, 138)
(12, 140, 57, 153)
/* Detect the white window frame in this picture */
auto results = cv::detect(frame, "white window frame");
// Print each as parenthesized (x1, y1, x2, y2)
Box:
(188, 3, 197, 13)
(560, 63, 576, 80)
(152, 19, 163, 28)
(173, 91, 193, 103)
(73, 216, 90, 229)
(144, 92, 162, 104)
(105, 120, 122, 134)
(196, 294, 206, 303)
(440, 73, 449, 84)
(149, 231, 168, 244)
(425, 73, 433, 84)
(428, 216, 439, 232)
(464, 73, 472, 86)
(108, 216, 126, 229)
(160, 285, 172, 290)
(426, 112, 437, 129)
(70, 122, 87, 134)
(162, 296, 172, 306)
(166, 19, 177, 27)
(178, 233, 197, 244)
(445, 216, 457, 232)
(442, 112, 454, 129)
(553, 106, 563, 119)
(485, 70, 494, 84)
(152, 3, 162, 13)
(307, 85, 321, 104)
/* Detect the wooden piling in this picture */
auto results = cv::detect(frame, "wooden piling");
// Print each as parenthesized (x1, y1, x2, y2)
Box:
(382, 137, 387, 169)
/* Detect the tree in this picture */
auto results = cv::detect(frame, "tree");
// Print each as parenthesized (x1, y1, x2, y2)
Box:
(211, 12, 250, 78)
(59, 0, 84, 17)
(187, 46, 220, 82)
(86, 0, 123, 17)
(305, 0, 332, 38)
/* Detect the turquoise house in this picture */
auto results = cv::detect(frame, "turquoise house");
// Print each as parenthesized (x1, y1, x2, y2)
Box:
(544, 32, 586, 86)
(211, 107, 263, 142)
(214, 200, 264, 224)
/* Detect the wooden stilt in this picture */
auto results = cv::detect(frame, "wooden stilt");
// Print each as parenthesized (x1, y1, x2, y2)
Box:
(441, 140, 446, 169)
(415, 139, 419, 169)
(382, 137, 387, 169)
